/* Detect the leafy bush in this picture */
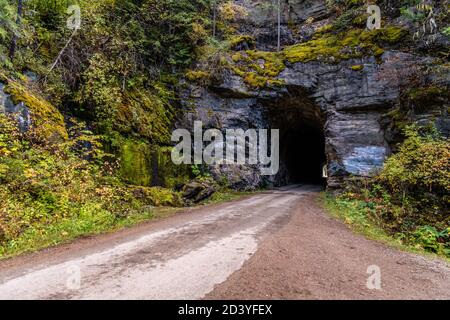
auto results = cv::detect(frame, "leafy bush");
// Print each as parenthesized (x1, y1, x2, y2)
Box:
(0, 114, 182, 257)
(376, 125, 449, 226)
(412, 226, 450, 256)
(333, 125, 449, 258)
(443, 26, 450, 37)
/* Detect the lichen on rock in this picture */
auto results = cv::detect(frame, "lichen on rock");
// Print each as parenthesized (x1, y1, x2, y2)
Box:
(283, 26, 407, 64)
(1, 74, 67, 142)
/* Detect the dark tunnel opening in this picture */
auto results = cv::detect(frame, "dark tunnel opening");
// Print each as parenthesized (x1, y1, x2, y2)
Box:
(280, 124, 327, 185)
(265, 90, 327, 186)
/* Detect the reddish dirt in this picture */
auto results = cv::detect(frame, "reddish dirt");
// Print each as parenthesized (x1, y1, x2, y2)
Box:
(205, 193, 450, 300)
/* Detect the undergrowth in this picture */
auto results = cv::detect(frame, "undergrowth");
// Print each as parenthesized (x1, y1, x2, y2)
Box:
(0, 114, 184, 258)
(324, 125, 450, 260)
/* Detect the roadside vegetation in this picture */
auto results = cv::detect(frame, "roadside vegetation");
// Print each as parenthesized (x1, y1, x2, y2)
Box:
(0, 113, 185, 258)
(0, 0, 249, 258)
(325, 126, 450, 260)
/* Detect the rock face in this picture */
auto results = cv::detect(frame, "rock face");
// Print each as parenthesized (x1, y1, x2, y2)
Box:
(176, 0, 449, 190)
(0, 76, 68, 141)
(180, 53, 396, 188)
(0, 82, 32, 132)
(177, 0, 450, 189)
(234, 0, 329, 50)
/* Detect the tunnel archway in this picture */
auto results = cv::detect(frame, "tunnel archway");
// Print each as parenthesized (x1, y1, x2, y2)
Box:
(264, 89, 327, 186)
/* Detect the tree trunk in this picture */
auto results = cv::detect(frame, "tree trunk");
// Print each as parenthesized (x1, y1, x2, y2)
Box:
(9, 0, 23, 61)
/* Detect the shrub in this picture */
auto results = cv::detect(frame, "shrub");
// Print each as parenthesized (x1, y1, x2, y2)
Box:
(334, 125, 449, 258)
(0, 114, 182, 256)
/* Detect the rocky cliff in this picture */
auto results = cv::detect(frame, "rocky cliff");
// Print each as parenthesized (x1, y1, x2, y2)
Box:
(178, 0, 449, 190)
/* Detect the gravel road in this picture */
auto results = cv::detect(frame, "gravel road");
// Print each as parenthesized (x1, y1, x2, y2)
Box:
(0, 185, 449, 300)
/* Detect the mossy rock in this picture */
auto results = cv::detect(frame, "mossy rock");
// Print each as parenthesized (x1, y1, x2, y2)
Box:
(351, 65, 364, 71)
(4, 80, 67, 142)
(118, 138, 153, 187)
(185, 70, 210, 83)
(115, 88, 174, 144)
(283, 26, 407, 64)
(346, 0, 366, 8)
(228, 50, 286, 89)
(156, 146, 191, 189)
(129, 186, 184, 207)
(228, 35, 255, 50)
(116, 138, 191, 188)
(408, 86, 449, 104)
(406, 85, 450, 113)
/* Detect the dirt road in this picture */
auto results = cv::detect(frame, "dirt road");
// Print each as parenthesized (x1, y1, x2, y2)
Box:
(0, 185, 449, 300)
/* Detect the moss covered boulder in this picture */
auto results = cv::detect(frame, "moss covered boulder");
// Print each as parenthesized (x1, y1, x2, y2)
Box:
(0, 75, 67, 142)
(116, 137, 191, 188)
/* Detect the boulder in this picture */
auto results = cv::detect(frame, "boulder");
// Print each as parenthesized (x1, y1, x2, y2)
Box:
(182, 179, 217, 203)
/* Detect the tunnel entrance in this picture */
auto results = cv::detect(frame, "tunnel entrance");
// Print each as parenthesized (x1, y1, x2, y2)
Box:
(281, 124, 326, 184)
(264, 90, 327, 186)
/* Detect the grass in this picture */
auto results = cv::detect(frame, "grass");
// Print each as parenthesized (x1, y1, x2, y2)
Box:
(0, 206, 179, 260)
(202, 189, 257, 205)
(321, 193, 450, 263)
(0, 190, 252, 260)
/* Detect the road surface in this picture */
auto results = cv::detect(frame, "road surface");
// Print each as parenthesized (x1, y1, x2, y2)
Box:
(0, 185, 449, 300)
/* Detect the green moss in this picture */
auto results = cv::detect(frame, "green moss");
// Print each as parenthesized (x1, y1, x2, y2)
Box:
(185, 70, 210, 82)
(384, 107, 409, 131)
(115, 86, 174, 144)
(230, 65, 246, 77)
(129, 186, 184, 207)
(267, 79, 286, 87)
(243, 72, 268, 88)
(231, 52, 244, 62)
(246, 50, 286, 76)
(406, 85, 450, 114)
(373, 26, 409, 44)
(284, 35, 343, 63)
(228, 35, 255, 49)
(346, 0, 365, 7)
(227, 25, 407, 89)
(5, 80, 68, 141)
(352, 13, 369, 27)
(374, 47, 385, 57)
(116, 138, 190, 188)
(118, 138, 152, 187)
(228, 50, 285, 89)
(408, 86, 449, 105)
(156, 146, 191, 189)
(351, 65, 364, 71)
(314, 24, 334, 36)
(284, 27, 407, 64)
